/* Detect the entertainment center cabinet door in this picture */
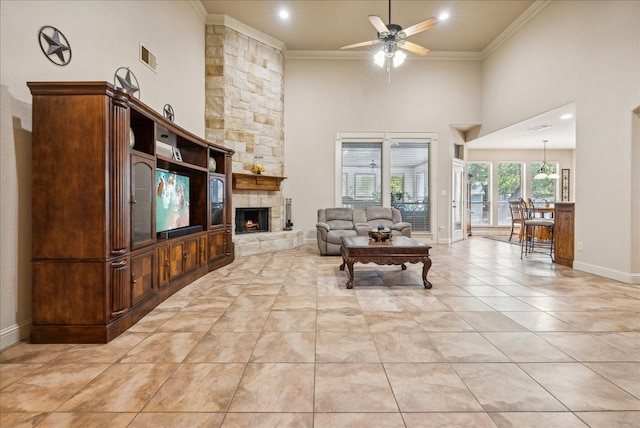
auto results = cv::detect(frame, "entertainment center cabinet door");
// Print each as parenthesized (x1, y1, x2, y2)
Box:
(208, 231, 226, 263)
(184, 236, 200, 273)
(130, 250, 156, 306)
(157, 244, 170, 288)
(131, 155, 155, 250)
(169, 241, 186, 279)
(168, 236, 202, 280)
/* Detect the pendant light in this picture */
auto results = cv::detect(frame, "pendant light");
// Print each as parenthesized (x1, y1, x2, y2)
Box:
(534, 140, 558, 180)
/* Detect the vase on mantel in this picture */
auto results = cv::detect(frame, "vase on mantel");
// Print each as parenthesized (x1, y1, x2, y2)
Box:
(253, 155, 264, 175)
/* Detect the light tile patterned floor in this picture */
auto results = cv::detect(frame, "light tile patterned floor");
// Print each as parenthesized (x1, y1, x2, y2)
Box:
(1, 238, 639, 427)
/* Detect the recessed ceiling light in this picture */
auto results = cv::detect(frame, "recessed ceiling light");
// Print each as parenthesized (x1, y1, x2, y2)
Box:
(279, 9, 289, 19)
(439, 12, 450, 21)
(560, 113, 573, 120)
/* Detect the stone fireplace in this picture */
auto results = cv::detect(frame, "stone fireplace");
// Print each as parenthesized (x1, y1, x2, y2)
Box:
(203, 22, 303, 256)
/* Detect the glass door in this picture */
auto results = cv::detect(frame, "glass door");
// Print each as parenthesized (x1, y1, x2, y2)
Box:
(210, 176, 225, 227)
(451, 160, 465, 242)
(131, 155, 155, 248)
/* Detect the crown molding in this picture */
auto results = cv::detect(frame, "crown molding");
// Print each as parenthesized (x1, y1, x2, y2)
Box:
(482, 0, 551, 58)
(190, 0, 208, 23)
(206, 14, 286, 52)
(284, 50, 483, 61)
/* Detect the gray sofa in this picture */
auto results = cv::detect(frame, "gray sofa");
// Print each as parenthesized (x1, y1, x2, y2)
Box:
(316, 207, 412, 255)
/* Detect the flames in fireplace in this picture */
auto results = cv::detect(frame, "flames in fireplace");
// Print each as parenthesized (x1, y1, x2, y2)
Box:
(236, 208, 269, 234)
(245, 220, 259, 231)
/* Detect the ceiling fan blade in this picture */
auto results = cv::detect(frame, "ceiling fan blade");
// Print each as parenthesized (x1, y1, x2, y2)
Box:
(397, 40, 430, 56)
(368, 15, 389, 34)
(340, 39, 381, 50)
(401, 17, 437, 38)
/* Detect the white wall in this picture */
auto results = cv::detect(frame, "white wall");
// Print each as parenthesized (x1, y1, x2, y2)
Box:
(481, 1, 639, 282)
(283, 58, 483, 244)
(0, 0, 206, 349)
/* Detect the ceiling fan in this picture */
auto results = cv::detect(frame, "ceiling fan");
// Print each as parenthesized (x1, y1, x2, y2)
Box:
(340, 0, 437, 68)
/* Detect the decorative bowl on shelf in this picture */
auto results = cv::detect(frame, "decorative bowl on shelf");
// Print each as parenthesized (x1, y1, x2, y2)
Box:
(368, 228, 392, 242)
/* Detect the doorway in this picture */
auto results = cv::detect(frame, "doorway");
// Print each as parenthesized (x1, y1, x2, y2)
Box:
(452, 160, 466, 242)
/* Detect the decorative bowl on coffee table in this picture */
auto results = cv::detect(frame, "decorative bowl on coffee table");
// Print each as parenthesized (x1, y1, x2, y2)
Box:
(368, 229, 392, 242)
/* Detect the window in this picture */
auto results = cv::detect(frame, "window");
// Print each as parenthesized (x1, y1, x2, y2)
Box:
(354, 174, 377, 200)
(468, 159, 561, 227)
(341, 173, 348, 198)
(415, 171, 426, 202)
(390, 175, 404, 202)
(339, 135, 433, 232)
(341, 142, 381, 209)
(531, 162, 558, 203)
(497, 162, 522, 225)
(467, 162, 491, 226)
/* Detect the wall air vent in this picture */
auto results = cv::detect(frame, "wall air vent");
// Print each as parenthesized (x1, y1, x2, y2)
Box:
(527, 124, 552, 132)
(139, 43, 157, 72)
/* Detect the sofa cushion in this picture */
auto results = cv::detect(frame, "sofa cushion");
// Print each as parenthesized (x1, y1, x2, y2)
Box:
(325, 208, 355, 230)
(325, 208, 353, 221)
(365, 207, 393, 221)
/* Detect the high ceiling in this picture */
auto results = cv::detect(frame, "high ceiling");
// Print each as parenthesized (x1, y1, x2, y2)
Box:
(200, 0, 536, 53)
(199, 1, 575, 150)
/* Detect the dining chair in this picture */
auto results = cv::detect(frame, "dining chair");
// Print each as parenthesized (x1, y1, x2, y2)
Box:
(508, 200, 525, 242)
(520, 198, 555, 259)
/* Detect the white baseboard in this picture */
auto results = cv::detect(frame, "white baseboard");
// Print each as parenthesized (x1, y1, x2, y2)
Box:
(0, 319, 31, 351)
(573, 261, 639, 285)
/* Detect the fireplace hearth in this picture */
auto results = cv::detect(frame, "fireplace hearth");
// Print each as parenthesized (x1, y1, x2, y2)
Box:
(235, 208, 270, 234)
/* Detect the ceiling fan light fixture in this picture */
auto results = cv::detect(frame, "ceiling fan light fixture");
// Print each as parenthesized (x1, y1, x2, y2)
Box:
(341, 0, 435, 78)
(374, 50, 386, 67)
(393, 50, 406, 67)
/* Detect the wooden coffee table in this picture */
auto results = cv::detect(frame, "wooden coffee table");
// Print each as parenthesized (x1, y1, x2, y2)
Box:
(340, 236, 432, 289)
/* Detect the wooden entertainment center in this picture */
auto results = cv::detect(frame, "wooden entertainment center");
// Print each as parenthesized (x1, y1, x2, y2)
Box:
(28, 81, 234, 343)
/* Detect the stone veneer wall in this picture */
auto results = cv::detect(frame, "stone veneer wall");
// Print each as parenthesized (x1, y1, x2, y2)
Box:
(204, 24, 286, 233)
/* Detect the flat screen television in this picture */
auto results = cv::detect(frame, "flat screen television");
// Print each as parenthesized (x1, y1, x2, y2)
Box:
(156, 169, 190, 233)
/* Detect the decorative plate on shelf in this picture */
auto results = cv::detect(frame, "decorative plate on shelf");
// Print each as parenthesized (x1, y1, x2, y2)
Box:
(129, 127, 135, 148)
(208, 157, 216, 172)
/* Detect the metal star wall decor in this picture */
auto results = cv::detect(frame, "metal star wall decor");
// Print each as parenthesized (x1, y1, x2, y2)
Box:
(38, 26, 72, 66)
(163, 104, 175, 122)
(113, 67, 140, 98)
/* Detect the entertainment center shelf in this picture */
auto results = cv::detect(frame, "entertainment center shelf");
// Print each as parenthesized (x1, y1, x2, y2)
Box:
(28, 81, 234, 343)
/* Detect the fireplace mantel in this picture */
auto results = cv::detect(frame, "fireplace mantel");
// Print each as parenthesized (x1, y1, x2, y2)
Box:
(232, 173, 286, 191)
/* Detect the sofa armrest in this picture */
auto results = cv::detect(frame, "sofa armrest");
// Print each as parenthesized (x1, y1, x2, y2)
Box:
(392, 222, 412, 237)
(392, 221, 411, 231)
(316, 222, 330, 232)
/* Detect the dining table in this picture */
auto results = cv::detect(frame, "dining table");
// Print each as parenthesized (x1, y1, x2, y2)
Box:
(533, 205, 555, 219)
